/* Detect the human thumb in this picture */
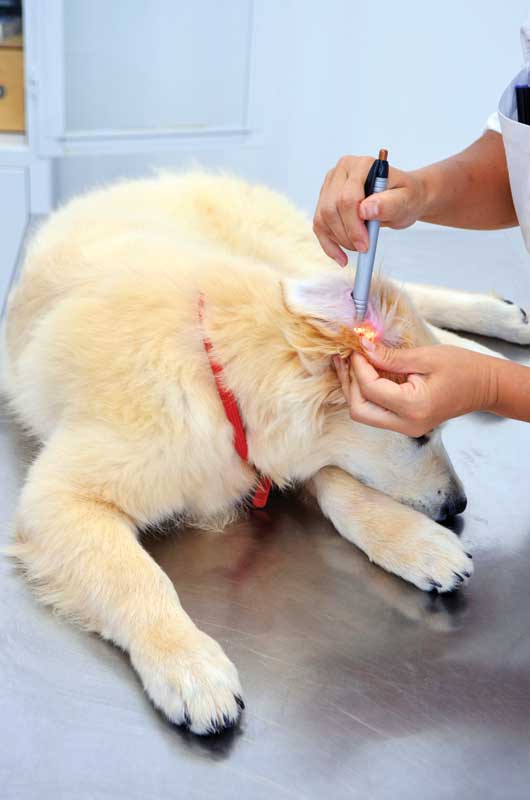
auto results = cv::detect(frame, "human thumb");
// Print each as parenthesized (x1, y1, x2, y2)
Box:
(359, 188, 408, 224)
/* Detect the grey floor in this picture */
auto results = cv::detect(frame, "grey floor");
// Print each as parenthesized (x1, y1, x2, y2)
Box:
(2, 224, 530, 800)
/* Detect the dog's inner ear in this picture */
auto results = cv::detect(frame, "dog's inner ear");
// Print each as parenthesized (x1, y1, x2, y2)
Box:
(281, 274, 419, 381)
(280, 274, 360, 376)
(281, 274, 356, 332)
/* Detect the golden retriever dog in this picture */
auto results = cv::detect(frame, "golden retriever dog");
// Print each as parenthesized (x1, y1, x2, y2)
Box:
(2, 172, 529, 734)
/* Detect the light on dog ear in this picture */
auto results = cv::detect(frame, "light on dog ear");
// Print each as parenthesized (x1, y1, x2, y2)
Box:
(352, 321, 378, 343)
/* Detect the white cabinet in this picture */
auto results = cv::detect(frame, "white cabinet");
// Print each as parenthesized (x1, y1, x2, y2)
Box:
(19, 0, 373, 210)
(33, 0, 256, 156)
(26, 0, 364, 211)
(62, 1, 252, 136)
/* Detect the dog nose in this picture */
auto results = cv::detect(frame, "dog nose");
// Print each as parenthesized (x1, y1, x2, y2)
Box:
(438, 494, 467, 520)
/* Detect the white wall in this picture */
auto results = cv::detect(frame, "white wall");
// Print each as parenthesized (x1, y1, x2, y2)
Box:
(349, 0, 529, 169)
(54, 0, 529, 213)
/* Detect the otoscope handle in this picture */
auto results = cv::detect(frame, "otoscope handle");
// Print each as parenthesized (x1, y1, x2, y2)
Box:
(352, 174, 388, 319)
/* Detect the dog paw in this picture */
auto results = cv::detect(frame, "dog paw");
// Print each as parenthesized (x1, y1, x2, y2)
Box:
(385, 521, 474, 593)
(131, 628, 243, 735)
(490, 296, 530, 344)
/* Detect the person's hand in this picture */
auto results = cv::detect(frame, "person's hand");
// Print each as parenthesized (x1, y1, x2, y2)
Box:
(333, 341, 499, 436)
(313, 155, 428, 265)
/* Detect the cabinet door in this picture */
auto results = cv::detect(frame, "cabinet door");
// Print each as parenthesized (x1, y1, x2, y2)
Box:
(29, 0, 254, 156)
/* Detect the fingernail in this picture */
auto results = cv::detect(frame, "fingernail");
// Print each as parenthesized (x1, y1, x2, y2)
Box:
(335, 254, 348, 267)
(354, 240, 368, 253)
(362, 201, 379, 220)
(361, 336, 375, 352)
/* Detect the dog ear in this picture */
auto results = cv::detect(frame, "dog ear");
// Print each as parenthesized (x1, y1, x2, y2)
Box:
(280, 274, 359, 375)
(280, 273, 423, 381)
(281, 274, 355, 332)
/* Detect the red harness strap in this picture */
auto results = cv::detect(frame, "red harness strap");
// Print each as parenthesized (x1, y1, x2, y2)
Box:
(198, 295, 272, 509)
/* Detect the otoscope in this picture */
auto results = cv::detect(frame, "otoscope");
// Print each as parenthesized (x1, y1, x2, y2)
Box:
(351, 149, 389, 320)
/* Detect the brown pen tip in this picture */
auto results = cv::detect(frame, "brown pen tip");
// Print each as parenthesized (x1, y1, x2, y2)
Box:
(379, 148, 388, 161)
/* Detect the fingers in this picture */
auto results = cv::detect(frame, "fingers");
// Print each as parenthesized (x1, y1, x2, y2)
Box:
(351, 353, 409, 414)
(360, 186, 408, 225)
(313, 156, 374, 262)
(315, 229, 349, 267)
(333, 353, 430, 437)
(361, 339, 430, 376)
(316, 167, 359, 257)
(314, 171, 349, 266)
(347, 372, 408, 433)
(334, 351, 413, 415)
(332, 165, 370, 251)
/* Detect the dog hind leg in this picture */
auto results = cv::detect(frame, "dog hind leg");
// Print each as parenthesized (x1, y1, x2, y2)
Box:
(9, 428, 243, 735)
(426, 322, 507, 358)
(402, 282, 530, 344)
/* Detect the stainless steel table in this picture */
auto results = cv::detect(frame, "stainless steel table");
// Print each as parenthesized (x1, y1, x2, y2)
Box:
(2, 225, 530, 800)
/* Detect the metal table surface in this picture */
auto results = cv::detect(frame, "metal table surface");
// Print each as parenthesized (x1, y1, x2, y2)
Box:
(2, 225, 530, 800)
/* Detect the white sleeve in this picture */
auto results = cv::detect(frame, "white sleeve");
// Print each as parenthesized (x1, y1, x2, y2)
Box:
(485, 110, 501, 133)
(486, 14, 530, 133)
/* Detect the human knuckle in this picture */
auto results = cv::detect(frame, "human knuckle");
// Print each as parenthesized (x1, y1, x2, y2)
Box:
(337, 155, 354, 169)
(338, 191, 357, 210)
(359, 155, 374, 170)
(409, 405, 428, 423)
(320, 204, 338, 224)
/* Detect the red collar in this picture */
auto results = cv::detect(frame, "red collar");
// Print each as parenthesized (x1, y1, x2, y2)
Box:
(198, 294, 272, 508)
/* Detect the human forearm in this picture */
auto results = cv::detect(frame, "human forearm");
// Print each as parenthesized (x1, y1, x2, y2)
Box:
(488, 359, 530, 423)
(414, 130, 517, 230)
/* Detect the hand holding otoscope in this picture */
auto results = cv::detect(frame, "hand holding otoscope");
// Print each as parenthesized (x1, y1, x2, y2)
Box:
(315, 108, 528, 437)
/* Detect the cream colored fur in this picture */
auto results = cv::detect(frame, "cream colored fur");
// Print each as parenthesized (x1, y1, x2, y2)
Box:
(2, 172, 527, 734)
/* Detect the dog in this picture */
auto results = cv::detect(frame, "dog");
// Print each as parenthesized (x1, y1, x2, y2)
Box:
(2, 172, 529, 735)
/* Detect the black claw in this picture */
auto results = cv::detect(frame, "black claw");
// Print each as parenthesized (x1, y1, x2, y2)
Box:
(453, 572, 464, 584)
(520, 307, 528, 324)
(207, 719, 222, 735)
(235, 695, 245, 710)
(465, 552, 473, 559)
(428, 579, 443, 591)
(502, 298, 514, 305)
(463, 571, 471, 578)
(183, 710, 191, 728)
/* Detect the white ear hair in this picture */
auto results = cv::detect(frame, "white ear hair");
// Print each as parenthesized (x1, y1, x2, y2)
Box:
(282, 274, 356, 328)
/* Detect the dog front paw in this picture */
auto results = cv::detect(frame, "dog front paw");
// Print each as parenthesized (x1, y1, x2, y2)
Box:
(380, 520, 474, 593)
(131, 628, 243, 735)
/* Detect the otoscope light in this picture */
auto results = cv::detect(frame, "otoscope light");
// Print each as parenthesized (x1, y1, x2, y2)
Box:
(352, 322, 379, 343)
